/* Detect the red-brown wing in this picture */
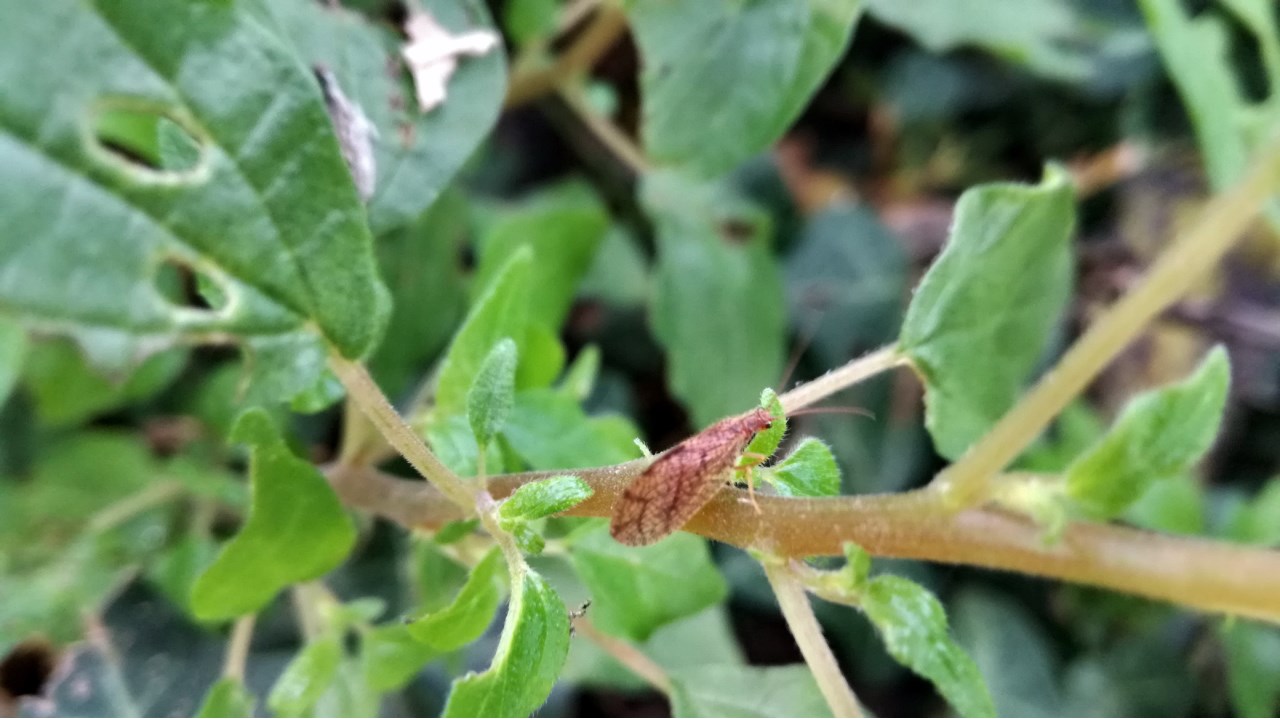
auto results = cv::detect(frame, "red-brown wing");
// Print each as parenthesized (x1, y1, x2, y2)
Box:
(609, 419, 751, 546)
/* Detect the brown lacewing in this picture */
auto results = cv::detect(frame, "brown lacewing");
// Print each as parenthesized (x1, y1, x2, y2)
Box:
(609, 407, 775, 547)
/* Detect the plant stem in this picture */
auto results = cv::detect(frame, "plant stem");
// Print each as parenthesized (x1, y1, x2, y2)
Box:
(329, 355, 473, 510)
(931, 140, 1280, 508)
(762, 558, 863, 718)
(574, 618, 673, 695)
(505, 2, 627, 108)
(326, 463, 1280, 623)
(223, 615, 256, 681)
(778, 345, 907, 413)
(88, 480, 186, 533)
(558, 85, 650, 174)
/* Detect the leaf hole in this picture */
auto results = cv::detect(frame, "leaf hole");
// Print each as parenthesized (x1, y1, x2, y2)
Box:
(153, 257, 228, 314)
(88, 100, 208, 181)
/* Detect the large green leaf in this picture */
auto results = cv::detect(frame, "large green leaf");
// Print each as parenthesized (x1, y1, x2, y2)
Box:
(627, 0, 865, 176)
(190, 410, 356, 620)
(501, 388, 640, 470)
(899, 168, 1075, 459)
(0, 2, 389, 397)
(406, 547, 504, 651)
(568, 523, 727, 642)
(645, 170, 785, 427)
(442, 568, 570, 718)
(268, 0, 506, 234)
(1066, 347, 1229, 519)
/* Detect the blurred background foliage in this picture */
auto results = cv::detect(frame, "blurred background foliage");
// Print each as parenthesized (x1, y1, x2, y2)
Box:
(3, 0, 1280, 716)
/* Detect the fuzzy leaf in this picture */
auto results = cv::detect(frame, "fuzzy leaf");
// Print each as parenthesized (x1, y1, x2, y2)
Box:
(500, 475, 593, 521)
(744, 387, 787, 459)
(467, 338, 518, 447)
(190, 410, 356, 620)
(442, 568, 570, 717)
(768, 438, 841, 498)
(406, 547, 504, 651)
(899, 168, 1075, 459)
(1065, 347, 1229, 519)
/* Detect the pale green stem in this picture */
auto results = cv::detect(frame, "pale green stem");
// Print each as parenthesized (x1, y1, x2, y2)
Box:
(88, 480, 186, 533)
(931, 139, 1280, 508)
(223, 615, 256, 682)
(329, 355, 473, 510)
(762, 558, 864, 718)
(778, 345, 907, 414)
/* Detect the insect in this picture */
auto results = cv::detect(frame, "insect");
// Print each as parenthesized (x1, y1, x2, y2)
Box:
(610, 406, 776, 547)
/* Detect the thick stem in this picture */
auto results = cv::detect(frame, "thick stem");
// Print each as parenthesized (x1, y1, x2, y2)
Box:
(326, 464, 1280, 623)
(931, 141, 1280, 508)
(762, 559, 864, 717)
(329, 355, 473, 510)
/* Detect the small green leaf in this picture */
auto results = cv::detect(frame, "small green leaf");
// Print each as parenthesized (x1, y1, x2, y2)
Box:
(501, 475, 593, 522)
(645, 170, 785, 427)
(842, 542, 871, 588)
(442, 568, 570, 717)
(767, 438, 841, 498)
(669, 664, 832, 718)
(627, 0, 865, 176)
(268, 635, 344, 718)
(196, 678, 255, 718)
(361, 624, 441, 693)
(1221, 619, 1280, 718)
(0, 316, 27, 407)
(569, 523, 728, 642)
(1224, 479, 1280, 546)
(1065, 347, 1230, 519)
(502, 520, 547, 555)
(515, 322, 566, 390)
(425, 413, 506, 477)
(558, 345, 601, 401)
(899, 168, 1076, 460)
(435, 249, 533, 417)
(190, 410, 356, 620)
(467, 338, 518, 447)
(407, 547, 504, 651)
(744, 388, 787, 459)
(861, 575, 995, 718)
(147, 534, 219, 617)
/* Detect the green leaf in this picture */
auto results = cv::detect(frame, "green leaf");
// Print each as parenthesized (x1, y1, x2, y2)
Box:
(0, 316, 26, 407)
(442, 568, 570, 718)
(501, 475, 593, 521)
(868, 0, 1150, 85)
(22, 340, 187, 428)
(467, 338, 518, 447)
(1224, 479, 1280, 546)
(744, 388, 787, 459)
(270, 0, 507, 233)
(435, 248, 532, 417)
(504, 0, 558, 46)
(196, 678, 255, 718)
(842, 542, 871, 587)
(407, 547, 504, 651)
(952, 587, 1063, 717)
(1124, 474, 1206, 536)
(268, 635, 344, 718)
(568, 523, 728, 642)
(767, 438, 841, 498)
(899, 168, 1075, 460)
(861, 575, 995, 717)
(1065, 347, 1230, 519)
(502, 388, 640, 470)
(627, 0, 865, 176)
(645, 170, 785, 427)
(434, 518, 481, 545)
(425, 412, 506, 477)
(669, 664, 832, 718)
(0, 1, 389, 386)
(190, 410, 356, 620)
(361, 624, 441, 692)
(504, 521, 547, 556)
(558, 345, 601, 401)
(1221, 620, 1280, 718)
(515, 322, 566, 390)
(473, 184, 609, 331)
(147, 534, 220, 617)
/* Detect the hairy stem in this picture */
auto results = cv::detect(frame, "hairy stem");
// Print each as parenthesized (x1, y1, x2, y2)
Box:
(778, 345, 907, 413)
(329, 355, 473, 510)
(326, 464, 1280, 623)
(762, 558, 864, 717)
(931, 140, 1280, 508)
